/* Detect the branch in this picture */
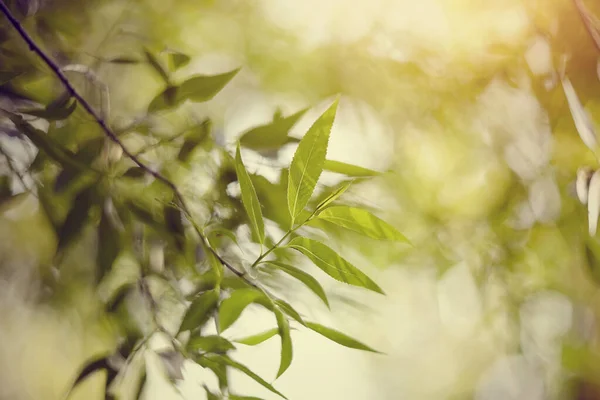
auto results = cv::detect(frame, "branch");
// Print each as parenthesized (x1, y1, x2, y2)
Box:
(573, 0, 600, 53)
(0, 1, 253, 283)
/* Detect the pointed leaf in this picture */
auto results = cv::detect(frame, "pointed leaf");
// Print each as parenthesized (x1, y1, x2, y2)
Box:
(274, 299, 305, 325)
(266, 261, 329, 307)
(230, 396, 265, 400)
(97, 203, 121, 283)
(20, 99, 77, 120)
(206, 355, 287, 399)
(239, 108, 308, 151)
(178, 120, 211, 162)
(148, 85, 179, 112)
(275, 308, 292, 378)
(305, 322, 380, 353)
(164, 203, 185, 250)
(314, 206, 408, 242)
(144, 49, 170, 83)
(287, 100, 338, 223)
(108, 57, 140, 64)
(123, 167, 146, 178)
(219, 289, 268, 332)
(287, 237, 384, 294)
(562, 77, 599, 152)
(234, 328, 279, 346)
(323, 160, 381, 177)
(57, 185, 96, 252)
(177, 68, 240, 103)
(169, 52, 191, 70)
(179, 289, 220, 333)
(187, 335, 235, 354)
(315, 180, 352, 211)
(235, 144, 265, 244)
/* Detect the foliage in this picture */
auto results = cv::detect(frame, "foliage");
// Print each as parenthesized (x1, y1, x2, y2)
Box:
(0, 2, 408, 399)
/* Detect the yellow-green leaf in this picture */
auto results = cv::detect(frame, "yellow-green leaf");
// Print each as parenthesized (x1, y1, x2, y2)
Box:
(234, 328, 279, 346)
(219, 289, 268, 332)
(275, 308, 292, 378)
(179, 289, 220, 333)
(266, 261, 329, 307)
(315, 180, 352, 212)
(323, 160, 381, 177)
(287, 100, 338, 224)
(305, 322, 381, 353)
(235, 144, 264, 245)
(315, 206, 408, 242)
(187, 335, 235, 353)
(239, 108, 308, 151)
(287, 237, 384, 294)
(177, 68, 240, 103)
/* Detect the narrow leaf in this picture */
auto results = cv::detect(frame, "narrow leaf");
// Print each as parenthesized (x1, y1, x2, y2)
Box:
(315, 180, 352, 211)
(123, 167, 146, 178)
(169, 52, 191, 70)
(287, 100, 338, 223)
(219, 288, 268, 332)
(187, 335, 235, 354)
(315, 206, 408, 242)
(323, 160, 381, 177)
(234, 328, 279, 346)
(164, 203, 185, 250)
(274, 299, 305, 325)
(179, 289, 220, 333)
(287, 237, 384, 294)
(97, 203, 121, 283)
(206, 355, 287, 399)
(144, 49, 170, 83)
(72, 355, 111, 387)
(177, 68, 240, 103)
(305, 322, 380, 353)
(230, 395, 265, 400)
(266, 261, 329, 307)
(107, 57, 140, 64)
(239, 108, 308, 152)
(148, 85, 179, 112)
(20, 99, 77, 120)
(57, 185, 96, 252)
(275, 308, 292, 378)
(235, 144, 265, 245)
(562, 76, 599, 152)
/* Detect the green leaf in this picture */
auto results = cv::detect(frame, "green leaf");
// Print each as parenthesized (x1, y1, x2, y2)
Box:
(274, 299, 305, 325)
(123, 166, 146, 178)
(20, 99, 77, 120)
(169, 52, 191, 70)
(235, 144, 265, 245)
(206, 355, 287, 399)
(266, 261, 329, 307)
(219, 289, 269, 332)
(107, 57, 140, 64)
(178, 119, 212, 162)
(323, 160, 381, 177)
(164, 203, 185, 250)
(234, 328, 279, 346)
(57, 185, 96, 253)
(96, 202, 121, 283)
(0, 71, 21, 85)
(314, 206, 408, 242)
(177, 68, 240, 103)
(239, 108, 307, 152)
(315, 180, 352, 212)
(305, 322, 380, 353)
(196, 355, 228, 390)
(275, 308, 292, 378)
(287, 237, 384, 294)
(148, 85, 179, 112)
(230, 395, 265, 400)
(187, 335, 235, 354)
(144, 49, 170, 83)
(287, 99, 338, 224)
(179, 289, 220, 333)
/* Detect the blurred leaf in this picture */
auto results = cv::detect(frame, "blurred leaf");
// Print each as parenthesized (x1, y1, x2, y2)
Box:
(239, 108, 307, 152)
(235, 144, 264, 245)
(20, 97, 77, 120)
(148, 85, 179, 112)
(57, 185, 96, 253)
(97, 202, 121, 283)
(219, 288, 269, 332)
(134, 369, 146, 400)
(315, 180, 352, 212)
(0, 176, 11, 205)
(204, 386, 221, 400)
(266, 261, 329, 307)
(0, 71, 21, 85)
(323, 160, 380, 177)
(234, 328, 279, 346)
(144, 48, 170, 83)
(105, 283, 135, 313)
(305, 322, 380, 353)
(187, 335, 235, 354)
(177, 68, 240, 102)
(287, 100, 338, 223)
(158, 350, 185, 381)
(287, 237, 384, 294)
(164, 203, 185, 250)
(196, 354, 228, 390)
(179, 289, 220, 333)
(562, 77, 599, 153)
(71, 355, 113, 388)
(107, 57, 140, 64)
(178, 119, 212, 162)
(169, 52, 191, 70)
(273, 299, 305, 325)
(230, 396, 264, 400)
(123, 166, 146, 178)
(275, 308, 292, 378)
(313, 206, 408, 242)
(205, 355, 287, 399)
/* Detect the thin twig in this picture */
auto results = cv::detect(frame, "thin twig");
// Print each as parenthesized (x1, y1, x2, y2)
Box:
(0, 1, 252, 282)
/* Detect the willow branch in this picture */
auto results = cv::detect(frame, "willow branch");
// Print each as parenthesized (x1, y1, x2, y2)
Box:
(0, 1, 252, 282)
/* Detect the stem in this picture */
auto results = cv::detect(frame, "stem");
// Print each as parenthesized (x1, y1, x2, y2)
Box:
(251, 229, 295, 268)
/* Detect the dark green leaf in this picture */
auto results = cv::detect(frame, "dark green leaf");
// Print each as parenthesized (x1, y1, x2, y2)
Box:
(108, 57, 140, 64)
(72, 355, 112, 388)
(315, 180, 352, 212)
(287, 100, 338, 224)
(219, 288, 269, 332)
(205, 355, 287, 399)
(169, 52, 191, 70)
(323, 160, 381, 177)
(306, 322, 380, 353)
(273, 299, 305, 325)
(196, 355, 228, 391)
(314, 206, 408, 242)
(179, 289, 220, 333)
(204, 386, 220, 400)
(164, 203, 185, 250)
(105, 283, 134, 313)
(187, 335, 235, 353)
(20, 98, 77, 120)
(239, 108, 307, 152)
(234, 328, 279, 346)
(235, 144, 264, 245)
(275, 308, 292, 378)
(123, 167, 146, 178)
(230, 395, 265, 400)
(177, 68, 240, 103)
(148, 85, 179, 112)
(178, 119, 212, 162)
(57, 185, 96, 253)
(144, 49, 170, 83)
(0, 71, 21, 85)
(287, 237, 384, 294)
(97, 203, 121, 283)
(266, 261, 329, 307)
